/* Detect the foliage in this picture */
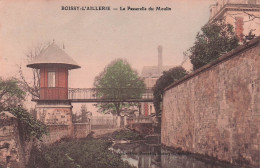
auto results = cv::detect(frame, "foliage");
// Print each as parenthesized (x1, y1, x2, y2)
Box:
(72, 105, 90, 123)
(187, 21, 239, 70)
(0, 78, 25, 111)
(94, 59, 145, 116)
(80, 104, 89, 123)
(27, 139, 134, 168)
(0, 78, 47, 140)
(2, 106, 48, 141)
(153, 66, 188, 116)
(243, 29, 257, 44)
(112, 129, 143, 141)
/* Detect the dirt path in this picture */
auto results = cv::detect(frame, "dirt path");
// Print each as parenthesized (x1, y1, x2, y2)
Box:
(92, 128, 122, 138)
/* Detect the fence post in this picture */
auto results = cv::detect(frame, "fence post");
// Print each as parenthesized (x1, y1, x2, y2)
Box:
(124, 116, 127, 127)
(116, 116, 121, 128)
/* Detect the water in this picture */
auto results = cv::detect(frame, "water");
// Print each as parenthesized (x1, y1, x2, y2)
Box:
(110, 141, 239, 168)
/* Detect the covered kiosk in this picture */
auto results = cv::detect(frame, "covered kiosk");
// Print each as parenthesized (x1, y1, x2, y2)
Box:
(27, 43, 80, 100)
(27, 43, 80, 143)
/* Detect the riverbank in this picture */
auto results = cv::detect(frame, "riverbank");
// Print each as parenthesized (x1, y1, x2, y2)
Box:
(107, 129, 250, 168)
(161, 145, 254, 168)
(27, 129, 251, 168)
(27, 131, 134, 168)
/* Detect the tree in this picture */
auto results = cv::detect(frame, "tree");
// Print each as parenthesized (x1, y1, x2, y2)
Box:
(72, 105, 89, 123)
(80, 104, 89, 123)
(187, 21, 239, 70)
(94, 59, 145, 116)
(19, 43, 49, 98)
(153, 66, 188, 117)
(0, 78, 47, 140)
(0, 78, 25, 111)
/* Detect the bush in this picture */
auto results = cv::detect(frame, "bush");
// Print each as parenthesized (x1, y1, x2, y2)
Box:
(112, 129, 143, 141)
(27, 139, 134, 168)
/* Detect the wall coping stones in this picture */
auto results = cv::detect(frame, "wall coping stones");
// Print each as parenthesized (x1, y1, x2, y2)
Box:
(47, 124, 69, 126)
(73, 123, 90, 125)
(36, 104, 72, 108)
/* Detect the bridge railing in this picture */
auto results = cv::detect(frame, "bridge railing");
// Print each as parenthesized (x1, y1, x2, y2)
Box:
(32, 88, 153, 102)
(68, 88, 97, 100)
(68, 88, 153, 100)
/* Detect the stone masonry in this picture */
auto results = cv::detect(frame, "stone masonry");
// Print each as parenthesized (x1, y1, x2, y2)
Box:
(0, 112, 32, 168)
(36, 103, 74, 144)
(35, 103, 91, 144)
(161, 37, 260, 167)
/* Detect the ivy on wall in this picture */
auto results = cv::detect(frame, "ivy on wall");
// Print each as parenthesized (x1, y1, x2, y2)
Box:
(2, 106, 48, 141)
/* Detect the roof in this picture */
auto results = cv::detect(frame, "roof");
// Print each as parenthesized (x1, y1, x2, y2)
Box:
(141, 65, 172, 78)
(27, 43, 80, 69)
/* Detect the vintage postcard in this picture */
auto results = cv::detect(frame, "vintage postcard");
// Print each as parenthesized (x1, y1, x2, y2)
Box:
(0, 0, 259, 167)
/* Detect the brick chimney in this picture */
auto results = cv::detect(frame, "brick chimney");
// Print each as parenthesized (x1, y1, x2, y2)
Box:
(235, 17, 244, 42)
(158, 45, 163, 73)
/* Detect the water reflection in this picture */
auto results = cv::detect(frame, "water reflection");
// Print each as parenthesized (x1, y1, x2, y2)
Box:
(110, 141, 238, 168)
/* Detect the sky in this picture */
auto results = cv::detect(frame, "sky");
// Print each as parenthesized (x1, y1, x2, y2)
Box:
(0, 0, 214, 113)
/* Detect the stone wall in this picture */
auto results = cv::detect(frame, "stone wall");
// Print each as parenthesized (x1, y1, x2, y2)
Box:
(91, 116, 118, 129)
(35, 102, 92, 144)
(36, 104, 73, 125)
(0, 112, 32, 168)
(40, 125, 69, 144)
(73, 123, 91, 139)
(36, 103, 74, 144)
(161, 37, 260, 167)
(39, 123, 91, 144)
(0, 104, 91, 167)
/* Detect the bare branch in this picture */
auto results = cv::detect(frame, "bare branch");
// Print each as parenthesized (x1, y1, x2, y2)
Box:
(225, 11, 260, 23)
(243, 11, 260, 19)
(17, 42, 49, 99)
(18, 65, 40, 98)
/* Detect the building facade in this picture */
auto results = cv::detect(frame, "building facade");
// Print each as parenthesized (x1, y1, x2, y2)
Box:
(27, 43, 90, 143)
(181, 0, 260, 72)
(209, 0, 260, 41)
(140, 46, 172, 116)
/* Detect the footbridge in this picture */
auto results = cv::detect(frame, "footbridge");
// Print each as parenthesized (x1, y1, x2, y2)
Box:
(34, 88, 154, 103)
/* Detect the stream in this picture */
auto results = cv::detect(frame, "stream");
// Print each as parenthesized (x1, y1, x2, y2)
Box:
(109, 140, 240, 168)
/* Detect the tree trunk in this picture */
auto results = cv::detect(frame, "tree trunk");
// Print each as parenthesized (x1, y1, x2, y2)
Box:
(114, 103, 120, 116)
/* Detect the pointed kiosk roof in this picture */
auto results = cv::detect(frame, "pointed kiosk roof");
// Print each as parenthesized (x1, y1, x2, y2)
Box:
(27, 43, 80, 69)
